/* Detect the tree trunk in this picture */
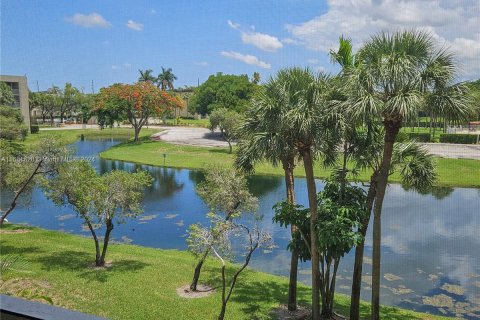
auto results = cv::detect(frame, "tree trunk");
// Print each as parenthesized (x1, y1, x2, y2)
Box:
(190, 249, 209, 291)
(227, 141, 232, 154)
(0, 161, 43, 227)
(84, 219, 101, 265)
(350, 174, 377, 320)
(98, 222, 114, 266)
(283, 160, 299, 311)
(134, 126, 141, 142)
(301, 148, 320, 320)
(371, 121, 401, 320)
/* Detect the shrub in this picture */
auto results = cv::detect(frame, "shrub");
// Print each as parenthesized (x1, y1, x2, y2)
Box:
(0, 106, 28, 140)
(407, 132, 431, 142)
(30, 125, 39, 134)
(439, 134, 479, 144)
(395, 131, 408, 142)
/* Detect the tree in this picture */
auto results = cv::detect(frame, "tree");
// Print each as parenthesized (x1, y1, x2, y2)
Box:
(0, 106, 28, 140)
(157, 67, 177, 90)
(273, 68, 338, 319)
(209, 108, 242, 153)
(0, 136, 68, 227)
(0, 82, 15, 105)
(187, 165, 257, 291)
(235, 77, 301, 311)
(93, 82, 183, 142)
(190, 73, 257, 115)
(138, 69, 156, 83)
(252, 72, 261, 84)
(274, 180, 367, 318)
(346, 30, 473, 319)
(43, 162, 152, 266)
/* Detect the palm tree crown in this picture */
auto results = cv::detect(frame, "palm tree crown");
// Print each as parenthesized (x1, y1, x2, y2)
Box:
(157, 67, 177, 90)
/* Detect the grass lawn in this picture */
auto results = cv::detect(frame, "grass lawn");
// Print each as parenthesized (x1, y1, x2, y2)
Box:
(101, 136, 480, 188)
(0, 225, 449, 320)
(163, 118, 210, 127)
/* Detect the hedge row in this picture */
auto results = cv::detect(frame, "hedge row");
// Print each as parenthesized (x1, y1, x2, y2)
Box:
(439, 134, 479, 144)
(406, 132, 431, 142)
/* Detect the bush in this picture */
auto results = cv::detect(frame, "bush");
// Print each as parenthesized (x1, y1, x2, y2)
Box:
(0, 106, 28, 140)
(406, 132, 431, 142)
(395, 131, 408, 142)
(439, 134, 479, 144)
(30, 125, 39, 134)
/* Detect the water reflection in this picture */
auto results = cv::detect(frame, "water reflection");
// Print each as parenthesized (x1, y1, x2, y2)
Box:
(2, 139, 479, 319)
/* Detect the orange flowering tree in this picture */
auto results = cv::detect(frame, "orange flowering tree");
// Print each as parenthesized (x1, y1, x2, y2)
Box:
(94, 82, 183, 142)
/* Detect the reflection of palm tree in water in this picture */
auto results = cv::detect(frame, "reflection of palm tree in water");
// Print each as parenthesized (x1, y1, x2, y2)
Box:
(402, 185, 454, 200)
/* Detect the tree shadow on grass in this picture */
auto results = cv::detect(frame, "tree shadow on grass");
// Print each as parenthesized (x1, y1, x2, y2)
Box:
(230, 280, 310, 319)
(36, 250, 149, 283)
(0, 244, 43, 256)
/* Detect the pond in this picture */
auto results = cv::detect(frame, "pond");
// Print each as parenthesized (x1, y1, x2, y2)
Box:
(2, 138, 479, 319)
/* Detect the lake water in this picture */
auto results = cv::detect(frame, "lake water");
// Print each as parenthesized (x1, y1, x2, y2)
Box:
(2, 139, 479, 319)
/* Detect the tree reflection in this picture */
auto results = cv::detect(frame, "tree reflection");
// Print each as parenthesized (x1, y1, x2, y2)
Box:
(401, 185, 454, 200)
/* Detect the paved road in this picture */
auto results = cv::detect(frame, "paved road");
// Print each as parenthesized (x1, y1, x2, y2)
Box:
(419, 143, 480, 160)
(150, 126, 229, 148)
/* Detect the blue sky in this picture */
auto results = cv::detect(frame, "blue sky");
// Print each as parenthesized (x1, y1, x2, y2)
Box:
(2, 1, 478, 92)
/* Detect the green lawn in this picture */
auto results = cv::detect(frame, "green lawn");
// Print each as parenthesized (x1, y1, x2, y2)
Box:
(0, 225, 449, 320)
(101, 136, 480, 188)
(163, 118, 210, 127)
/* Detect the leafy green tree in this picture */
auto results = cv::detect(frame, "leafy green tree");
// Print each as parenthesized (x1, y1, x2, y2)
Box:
(43, 162, 152, 266)
(274, 180, 366, 318)
(0, 136, 68, 227)
(138, 69, 156, 83)
(252, 72, 261, 84)
(0, 82, 14, 105)
(235, 78, 301, 311)
(346, 30, 473, 319)
(209, 108, 242, 153)
(187, 165, 257, 291)
(157, 67, 177, 90)
(190, 73, 256, 115)
(0, 106, 28, 140)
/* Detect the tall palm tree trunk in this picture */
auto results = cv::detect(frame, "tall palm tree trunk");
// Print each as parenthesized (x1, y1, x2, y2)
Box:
(284, 161, 298, 311)
(350, 174, 377, 320)
(371, 121, 400, 320)
(301, 148, 320, 319)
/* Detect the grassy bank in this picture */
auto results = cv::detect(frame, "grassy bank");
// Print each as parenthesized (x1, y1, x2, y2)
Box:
(0, 225, 449, 320)
(100, 136, 480, 188)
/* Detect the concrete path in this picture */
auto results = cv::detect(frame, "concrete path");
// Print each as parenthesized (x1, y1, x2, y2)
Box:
(419, 143, 480, 160)
(150, 126, 229, 148)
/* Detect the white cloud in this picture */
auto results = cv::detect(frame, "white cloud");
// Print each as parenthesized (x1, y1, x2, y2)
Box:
(228, 20, 283, 52)
(241, 32, 283, 52)
(123, 63, 132, 68)
(221, 51, 271, 69)
(227, 20, 240, 30)
(286, 0, 480, 78)
(111, 65, 119, 70)
(281, 38, 299, 45)
(126, 20, 144, 31)
(65, 13, 111, 28)
(151, 9, 157, 14)
(111, 64, 131, 71)
(195, 61, 209, 67)
(307, 58, 319, 65)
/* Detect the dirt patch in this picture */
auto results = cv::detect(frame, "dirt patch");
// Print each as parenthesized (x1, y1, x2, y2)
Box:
(0, 229, 31, 234)
(88, 261, 113, 269)
(270, 305, 311, 320)
(0, 278, 55, 304)
(176, 284, 214, 298)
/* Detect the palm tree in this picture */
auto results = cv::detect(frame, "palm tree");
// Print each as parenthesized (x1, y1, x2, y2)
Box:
(346, 30, 472, 320)
(138, 69, 156, 83)
(279, 68, 338, 319)
(235, 77, 300, 311)
(157, 67, 177, 90)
